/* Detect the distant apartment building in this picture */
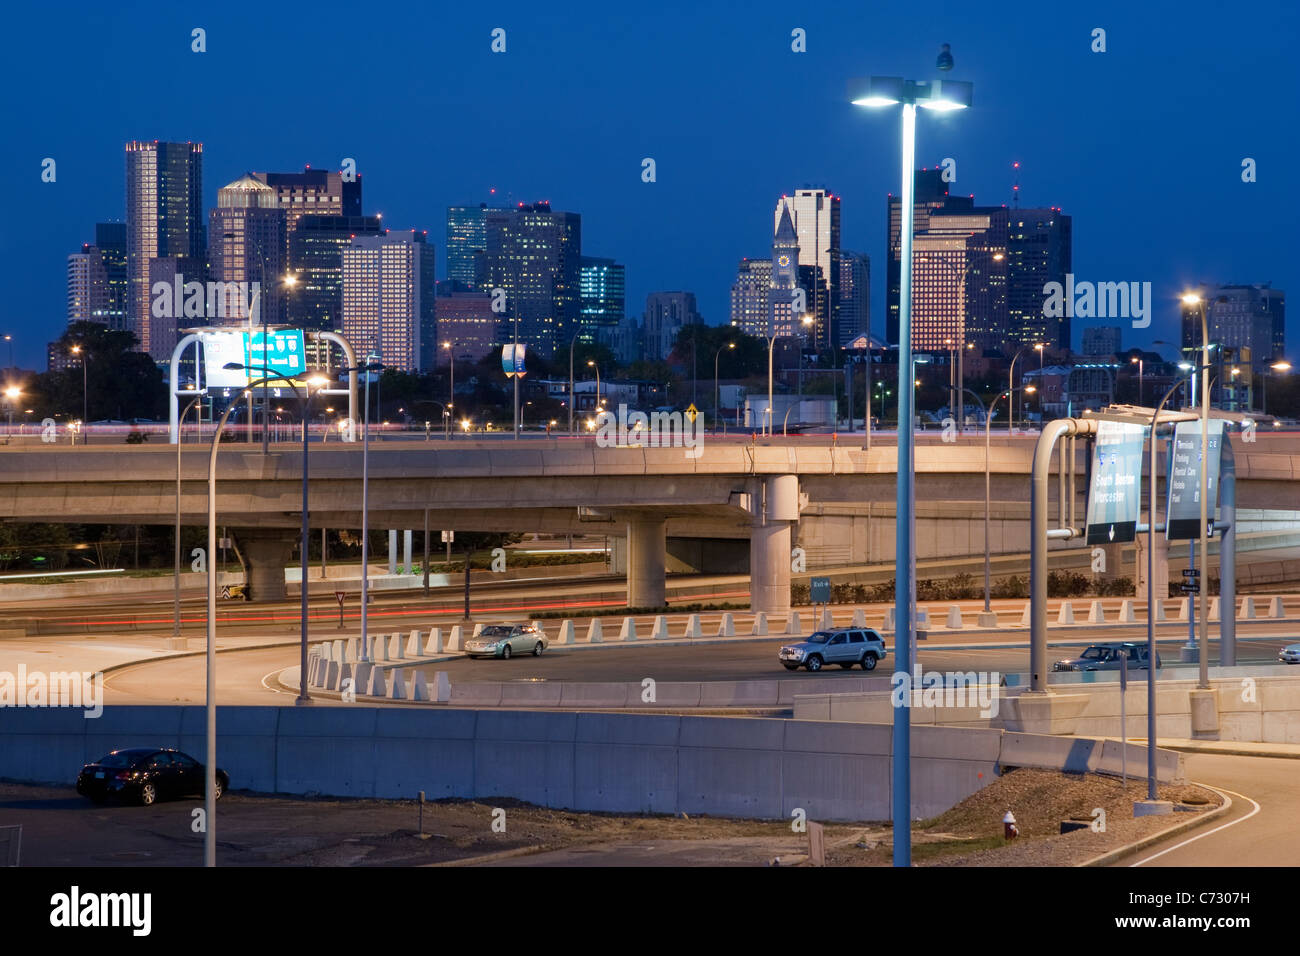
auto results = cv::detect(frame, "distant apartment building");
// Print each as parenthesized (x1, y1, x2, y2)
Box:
(1081, 325, 1121, 357)
(643, 291, 701, 361)
(146, 255, 204, 361)
(836, 251, 870, 346)
(341, 231, 436, 372)
(435, 288, 497, 362)
(126, 140, 204, 357)
(1181, 283, 1285, 372)
(729, 258, 771, 336)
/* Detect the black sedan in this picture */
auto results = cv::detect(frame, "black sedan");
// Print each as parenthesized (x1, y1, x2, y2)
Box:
(76, 748, 229, 806)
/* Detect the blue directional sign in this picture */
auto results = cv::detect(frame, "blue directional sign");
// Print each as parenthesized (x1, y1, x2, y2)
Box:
(246, 329, 307, 381)
(1084, 421, 1146, 545)
(809, 576, 831, 604)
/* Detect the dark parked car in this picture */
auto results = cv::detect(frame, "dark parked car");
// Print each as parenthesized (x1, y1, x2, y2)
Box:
(76, 748, 228, 806)
(1053, 642, 1160, 672)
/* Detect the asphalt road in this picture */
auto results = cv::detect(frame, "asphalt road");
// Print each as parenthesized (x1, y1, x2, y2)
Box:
(1122, 752, 1300, 868)
(95, 625, 1300, 705)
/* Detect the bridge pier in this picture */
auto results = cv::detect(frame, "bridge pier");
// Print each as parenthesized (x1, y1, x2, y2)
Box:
(626, 517, 667, 608)
(749, 475, 799, 616)
(234, 529, 296, 603)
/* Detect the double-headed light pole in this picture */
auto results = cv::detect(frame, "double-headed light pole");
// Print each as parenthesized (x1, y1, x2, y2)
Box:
(851, 67, 972, 868)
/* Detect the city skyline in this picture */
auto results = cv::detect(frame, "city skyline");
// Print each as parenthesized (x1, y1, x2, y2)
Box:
(6, 3, 1297, 369)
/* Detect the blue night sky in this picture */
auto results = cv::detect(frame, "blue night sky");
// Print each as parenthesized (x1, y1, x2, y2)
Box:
(3, 0, 1297, 369)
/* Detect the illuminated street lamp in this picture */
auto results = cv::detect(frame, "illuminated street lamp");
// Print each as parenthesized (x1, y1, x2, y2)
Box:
(714, 341, 736, 431)
(851, 66, 972, 869)
(1262, 360, 1290, 416)
(70, 344, 89, 442)
(1180, 292, 1213, 688)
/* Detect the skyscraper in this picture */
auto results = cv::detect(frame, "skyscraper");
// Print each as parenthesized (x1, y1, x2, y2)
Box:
(480, 202, 581, 356)
(66, 250, 97, 324)
(578, 256, 626, 342)
(126, 140, 204, 357)
(341, 230, 436, 372)
(1007, 208, 1072, 349)
(434, 287, 498, 362)
(836, 251, 871, 346)
(252, 167, 361, 253)
(288, 215, 385, 330)
(887, 170, 1069, 355)
(208, 174, 286, 327)
(643, 291, 701, 361)
(68, 229, 129, 328)
(446, 204, 492, 289)
(729, 258, 771, 336)
(774, 189, 840, 346)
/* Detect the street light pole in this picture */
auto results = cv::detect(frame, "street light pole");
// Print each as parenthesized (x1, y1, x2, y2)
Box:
(714, 341, 734, 431)
(766, 333, 779, 436)
(174, 393, 205, 644)
(568, 333, 579, 435)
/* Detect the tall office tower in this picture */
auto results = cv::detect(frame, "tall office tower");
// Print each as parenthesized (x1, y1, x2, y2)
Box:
(66, 250, 99, 323)
(147, 255, 204, 362)
(126, 140, 204, 357)
(341, 230, 436, 372)
(480, 202, 582, 355)
(774, 189, 840, 347)
(643, 291, 702, 361)
(1181, 283, 1286, 372)
(911, 206, 1009, 354)
(434, 288, 498, 362)
(886, 168, 954, 346)
(447, 204, 493, 289)
(1006, 208, 1072, 349)
(93, 223, 129, 329)
(729, 258, 771, 336)
(288, 215, 385, 330)
(836, 251, 871, 346)
(769, 204, 803, 339)
(1081, 326, 1121, 357)
(208, 174, 287, 327)
(578, 256, 626, 342)
(252, 167, 361, 256)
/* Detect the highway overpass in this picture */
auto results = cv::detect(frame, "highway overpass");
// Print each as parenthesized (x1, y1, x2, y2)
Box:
(0, 432, 1296, 613)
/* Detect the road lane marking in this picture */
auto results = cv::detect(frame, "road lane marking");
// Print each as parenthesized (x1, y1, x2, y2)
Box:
(1129, 785, 1260, 866)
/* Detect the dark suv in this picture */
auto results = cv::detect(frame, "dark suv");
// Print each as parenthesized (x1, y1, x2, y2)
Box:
(1053, 642, 1160, 672)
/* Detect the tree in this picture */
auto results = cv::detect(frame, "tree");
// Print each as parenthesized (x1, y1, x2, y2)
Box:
(28, 322, 165, 422)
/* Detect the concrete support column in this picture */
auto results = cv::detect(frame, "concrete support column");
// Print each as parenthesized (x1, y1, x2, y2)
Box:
(404, 529, 413, 573)
(1134, 532, 1169, 602)
(626, 517, 666, 608)
(388, 529, 397, 574)
(233, 529, 296, 603)
(750, 475, 800, 616)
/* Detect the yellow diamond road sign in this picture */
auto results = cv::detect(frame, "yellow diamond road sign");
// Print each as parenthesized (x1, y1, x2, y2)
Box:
(685, 404, 698, 423)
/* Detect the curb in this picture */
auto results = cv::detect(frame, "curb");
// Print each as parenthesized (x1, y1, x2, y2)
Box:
(1076, 784, 1232, 867)
(1156, 743, 1300, 760)
(423, 844, 555, 867)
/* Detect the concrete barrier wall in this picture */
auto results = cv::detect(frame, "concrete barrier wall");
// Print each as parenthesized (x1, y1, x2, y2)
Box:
(0, 705, 1037, 821)
(793, 674, 1300, 744)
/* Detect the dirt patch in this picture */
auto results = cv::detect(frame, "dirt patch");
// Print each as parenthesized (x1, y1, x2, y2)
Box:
(826, 768, 1223, 867)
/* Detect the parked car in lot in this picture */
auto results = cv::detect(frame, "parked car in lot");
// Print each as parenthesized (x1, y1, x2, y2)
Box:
(463, 622, 547, 659)
(778, 627, 888, 672)
(1279, 642, 1300, 664)
(76, 748, 228, 806)
(1053, 642, 1160, 672)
